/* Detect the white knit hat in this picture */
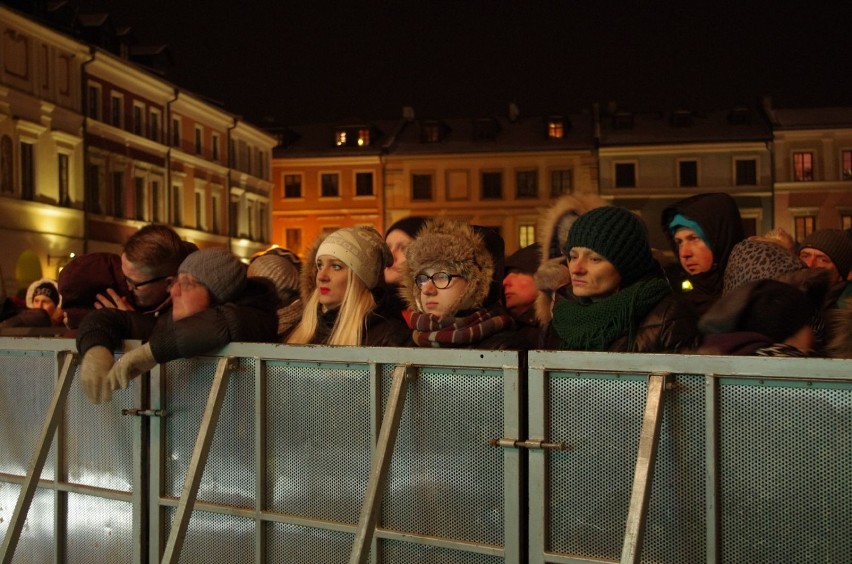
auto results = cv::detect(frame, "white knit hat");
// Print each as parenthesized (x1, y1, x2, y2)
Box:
(316, 227, 391, 289)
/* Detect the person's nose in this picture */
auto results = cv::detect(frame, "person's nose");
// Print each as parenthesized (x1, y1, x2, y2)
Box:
(317, 265, 330, 280)
(569, 258, 585, 275)
(421, 279, 438, 295)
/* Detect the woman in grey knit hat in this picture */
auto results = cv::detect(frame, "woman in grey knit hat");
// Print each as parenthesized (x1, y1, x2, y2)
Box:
(544, 206, 698, 352)
(287, 226, 409, 346)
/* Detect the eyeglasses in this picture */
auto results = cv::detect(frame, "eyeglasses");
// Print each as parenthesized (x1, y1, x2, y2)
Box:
(167, 277, 204, 292)
(414, 272, 463, 289)
(125, 274, 170, 290)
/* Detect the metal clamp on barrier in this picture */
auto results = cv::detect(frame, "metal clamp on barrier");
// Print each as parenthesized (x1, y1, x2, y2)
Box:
(489, 437, 569, 451)
(121, 408, 165, 417)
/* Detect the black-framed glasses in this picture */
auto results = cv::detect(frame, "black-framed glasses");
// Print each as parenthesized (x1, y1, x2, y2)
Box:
(414, 272, 464, 289)
(125, 274, 170, 291)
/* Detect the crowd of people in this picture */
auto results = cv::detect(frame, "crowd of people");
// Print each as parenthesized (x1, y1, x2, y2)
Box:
(2, 192, 851, 404)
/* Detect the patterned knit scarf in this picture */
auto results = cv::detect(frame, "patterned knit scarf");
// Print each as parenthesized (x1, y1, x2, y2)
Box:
(405, 306, 514, 347)
(551, 277, 671, 351)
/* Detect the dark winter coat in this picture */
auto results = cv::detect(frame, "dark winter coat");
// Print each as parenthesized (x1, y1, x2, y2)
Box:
(309, 304, 411, 347)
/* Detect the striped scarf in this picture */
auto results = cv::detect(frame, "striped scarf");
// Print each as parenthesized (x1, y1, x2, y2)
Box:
(405, 306, 514, 347)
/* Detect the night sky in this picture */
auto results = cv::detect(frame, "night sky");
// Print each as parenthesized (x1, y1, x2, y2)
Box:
(99, 1, 852, 126)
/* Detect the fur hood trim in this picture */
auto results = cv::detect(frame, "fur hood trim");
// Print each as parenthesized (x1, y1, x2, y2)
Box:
(399, 218, 494, 314)
(299, 233, 326, 302)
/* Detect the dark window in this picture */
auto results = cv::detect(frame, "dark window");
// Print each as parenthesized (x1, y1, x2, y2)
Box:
(842, 150, 852, 180)
(87, 85, 100, 119)
(172, 185, 182, 227)
(212, 135, 220, 161)
(321, 173, 339, 197)
(195, 128, 203, 155)
(474, 118, 499, 140)
(86, 164, 101, 214)
(152, 181, 163, 223)
(112, 171, 125, 218)
(550, 169, 573, 197)
(111, 95, 122, 127)
(679, 160, 698, 187)
(481, 171, 502, 199)
(412, 173, 433, 200)
(355, 172, 374, 196)
(735, 159, 757, 185)
(229, 200, 238, 237)
(172, 118, 180, 147)
(135, 177, 146, 220)
(516, 170, 538, 198)
(284, 174, 302, 198)
(20, 142, 34, 200)
(286, 228, 302, 253)
(211, 197, 220, 234)
(195, 191, 203, 228)
(793, 152, 814, 182)
(421, 123, 441, 143)
(58, 154, 70, 206)
(148, 110, 160, 141)
(133, 105, 143, 136)
(795, 216, 815, 241)
(614, 163, 636, 188)
(1, 135, 13, 194)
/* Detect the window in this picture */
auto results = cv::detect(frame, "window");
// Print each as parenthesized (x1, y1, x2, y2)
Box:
(211, 194, 220, 234)
(229, 199, 239, 237)
(516, 170, 538, 198)
(152, 180, 164, 222)
(320, 173, 339, 197)
(842, 150, 852, 180)
(679, 160, 698, 187)
(335, 130, 347, 146)
(793, 152, 814, 182)
(519, 225, 535, 248)
(481, 171, 502, 199)
(247, 202, 255, 239)
(550, 169, 573, 197)
(357, 129, 370, 147)
(194, 127, 203, 155)
(132, 103, 144, 136)
(20, 142, 35, 200)
(195, 191, 204, 229)
(212, 133, 220, 161)
(110, 94, 123, 128)
(286, 228, 302, 253)
(87, 83, 101, 120)
(135, 177, 146, 220)
(283, 174, 302, 198)
(171, 185, 182, 227)
(58, 153, 70, 206)
(794, 216, 815, 241)
(614, 162, 636, 188)
(172, 118, 181, 147)
(842, 214, 852, 230)
(547, 119, 564, 139)
(86, 164, 102, 214)
(421, 123, 441, 143)
(1, 135, 13, 193)
(735, 158, 757, 185)
(474, 118, 499, 140)
(259, 203, 268, 242)
(355, 172, 374, 196)
(149, 109, 161, 142)
(412, 173, 433, 200)
(112, 171, 125, 218)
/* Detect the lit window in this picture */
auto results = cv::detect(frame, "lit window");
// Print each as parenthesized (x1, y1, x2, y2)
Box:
(519, 225, 535, 247)
(794, 216, 815, 241)
(793, 152, 814, 182)
(842, 214, 852, 230)
(548, 120, 564, 139)
(357, 129, 370, 146)
(335, 130, 346, 146)
(842, 150, 852, 180)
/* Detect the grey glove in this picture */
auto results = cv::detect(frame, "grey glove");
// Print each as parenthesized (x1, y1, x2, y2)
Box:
(80, 346, 116, 404)
(108, 343, 157, 390)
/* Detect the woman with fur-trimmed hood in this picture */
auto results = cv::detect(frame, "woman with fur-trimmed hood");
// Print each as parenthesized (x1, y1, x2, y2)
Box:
(533, 192, 610, 327)
(287, 226, 410, 347)
(399, 218, 521, 349)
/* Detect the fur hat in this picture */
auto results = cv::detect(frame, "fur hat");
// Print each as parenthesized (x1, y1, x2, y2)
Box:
(316, 226, 391, 289)
(26, 278, 61, 309)
(385, 216, 429, 239)
(179, 248, 247, 304)
(400, 218, 494, 314)
(567, 206, 656, 287)
(723, 238, 806, 296)
(248, 248, 302, 307)
(800, 229, 852, 279)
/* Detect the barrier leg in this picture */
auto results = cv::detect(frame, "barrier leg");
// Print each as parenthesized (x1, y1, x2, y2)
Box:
(349, 364, 415, 564)
(1, 351, 75, 564)
(620, 371, 670, 564)
(160, 356, 234, 564)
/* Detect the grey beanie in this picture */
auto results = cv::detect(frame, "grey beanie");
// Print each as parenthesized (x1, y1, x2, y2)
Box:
(800, 229, 852, 279)
(316, 226, 391, 289)
(248, 250, 301, 306)
(179, 248, 247, 304)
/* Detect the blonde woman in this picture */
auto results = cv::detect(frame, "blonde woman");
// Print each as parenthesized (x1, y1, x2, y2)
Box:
(287, 226, 409, 346)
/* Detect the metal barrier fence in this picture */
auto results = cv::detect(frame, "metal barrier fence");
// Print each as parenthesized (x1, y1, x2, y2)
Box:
(1, 338, 851, 563)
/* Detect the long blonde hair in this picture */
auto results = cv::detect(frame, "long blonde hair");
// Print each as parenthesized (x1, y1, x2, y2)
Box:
(286, 268, 376, 346)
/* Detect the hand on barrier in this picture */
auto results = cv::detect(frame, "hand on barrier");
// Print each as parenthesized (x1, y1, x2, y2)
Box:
(108, 343, 157, 390)
(80, 346, 115, 404)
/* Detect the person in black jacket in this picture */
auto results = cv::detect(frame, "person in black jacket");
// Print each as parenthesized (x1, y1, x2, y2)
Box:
(77, 248, 278, 404)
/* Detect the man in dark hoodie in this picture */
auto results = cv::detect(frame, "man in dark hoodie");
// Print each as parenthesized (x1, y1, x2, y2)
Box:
(661, 192, 745, 315)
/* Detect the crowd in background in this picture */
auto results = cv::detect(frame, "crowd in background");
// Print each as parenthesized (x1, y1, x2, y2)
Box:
(2, 192, 851, 404)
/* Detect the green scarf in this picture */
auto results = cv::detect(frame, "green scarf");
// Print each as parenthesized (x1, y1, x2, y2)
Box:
(552, 277, 671, 351)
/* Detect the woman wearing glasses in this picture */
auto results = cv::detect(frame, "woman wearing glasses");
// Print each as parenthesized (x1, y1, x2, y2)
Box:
(286, 226, 409, 347)
(399, 218, 521, 349)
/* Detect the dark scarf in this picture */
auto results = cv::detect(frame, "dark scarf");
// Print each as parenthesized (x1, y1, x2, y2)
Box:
(551, 277, 671, 351)
(404, 306, 514, 347)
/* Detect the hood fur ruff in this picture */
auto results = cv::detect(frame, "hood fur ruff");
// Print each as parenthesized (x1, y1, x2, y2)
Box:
(400, 218, 494, 315)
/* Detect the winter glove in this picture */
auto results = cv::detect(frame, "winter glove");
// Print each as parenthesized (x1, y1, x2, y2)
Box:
(80, 346, 116, 404)
(108, 343, 157, 391)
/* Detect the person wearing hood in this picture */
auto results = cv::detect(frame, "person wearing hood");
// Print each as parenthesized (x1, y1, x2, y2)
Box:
(77, 248, 278, 404)
(502, 243, 543, 349)
(0, 278, 64, 330)
(399, 218, 521, 349)
(544, 206, 698, 352)
(248, 246, 304, 341)
(287, 226, 409, 347)
(661, 192, 745, 315)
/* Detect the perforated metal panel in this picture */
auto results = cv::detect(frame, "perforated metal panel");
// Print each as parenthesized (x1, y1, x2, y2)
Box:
(381, 366, 506, 547)
(267, 522, 354, 563)
(63, 493, 133, 563)
(265, 362, 371, 523)
(380, 538, 505, 564)
(719, 380, 852, 563)
(164, 508, 255, 564)
(165, 357, 257, 508)
(0, 484, 54, 563)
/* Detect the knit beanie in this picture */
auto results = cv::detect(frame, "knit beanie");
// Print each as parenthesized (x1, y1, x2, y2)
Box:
(26, 278, 61, 308)
(800, 229, 852, 279)
(385, 216, 430, 239)
(178, 248, 247, 304)
(316, 226, 391, 289)
(505, 243, 542, 275)
(667, 213, 709, 248)
(248, 249, 301, 306)
(566, 206, 656, 286)
(739, 279, 812, 342)
(723, 238, 806, 296)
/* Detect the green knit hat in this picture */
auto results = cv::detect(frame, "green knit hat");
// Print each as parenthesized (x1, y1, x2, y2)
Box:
(566, 206, 656, 286)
